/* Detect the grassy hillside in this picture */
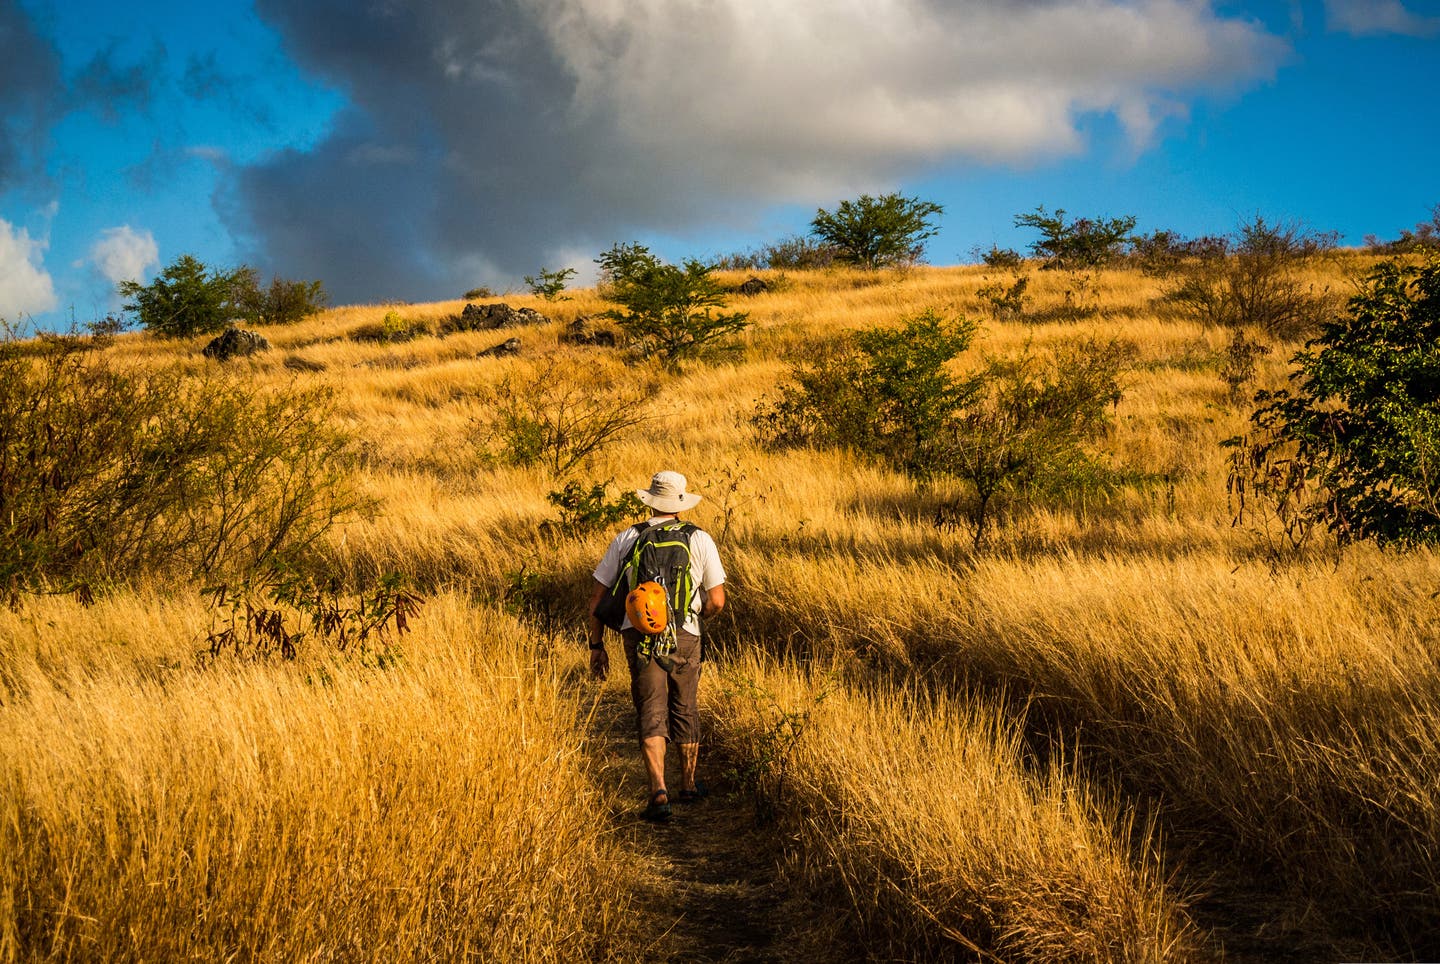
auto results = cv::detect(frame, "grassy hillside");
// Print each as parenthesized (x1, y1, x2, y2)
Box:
(4, 255, 1438, 960)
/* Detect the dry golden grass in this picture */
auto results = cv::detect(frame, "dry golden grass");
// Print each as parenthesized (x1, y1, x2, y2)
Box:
(0, 593, 631, 962)
(7, 252, 1436, 959)
(708, 654, 1207, 961)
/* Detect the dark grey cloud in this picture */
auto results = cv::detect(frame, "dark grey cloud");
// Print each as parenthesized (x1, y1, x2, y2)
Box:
(0, 0, 62, 190)
(224, 0, 1288, 304)
(69, 41, 164, 122)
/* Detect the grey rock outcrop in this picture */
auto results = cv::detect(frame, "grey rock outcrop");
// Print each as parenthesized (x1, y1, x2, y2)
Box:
(203, 327, 270, 361)
(737, 276, 770, 296)
(447, 302, 549, 333)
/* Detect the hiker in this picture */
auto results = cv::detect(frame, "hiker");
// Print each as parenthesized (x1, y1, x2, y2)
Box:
(588, 471, 726, 822)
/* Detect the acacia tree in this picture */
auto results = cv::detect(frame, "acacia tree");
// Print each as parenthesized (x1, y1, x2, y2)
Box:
(810, 192, 944, 269)
(1013, 206, 1137, 271)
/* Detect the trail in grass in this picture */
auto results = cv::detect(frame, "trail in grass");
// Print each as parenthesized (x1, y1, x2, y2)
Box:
(585, 683, 836, 963)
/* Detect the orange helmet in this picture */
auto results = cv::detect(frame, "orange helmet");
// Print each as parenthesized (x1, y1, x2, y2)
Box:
(625, 581, 669, 635)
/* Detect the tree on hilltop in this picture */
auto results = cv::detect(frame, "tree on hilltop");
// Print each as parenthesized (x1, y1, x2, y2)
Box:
(1013, 206, 1137, 271)
(810, 192, 944, 269)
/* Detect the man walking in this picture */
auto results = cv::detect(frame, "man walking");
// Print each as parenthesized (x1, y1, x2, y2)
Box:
(588, 471, 726, 822)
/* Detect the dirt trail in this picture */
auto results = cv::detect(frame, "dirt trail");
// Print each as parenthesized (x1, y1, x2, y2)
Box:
(586, 685, 834, 963)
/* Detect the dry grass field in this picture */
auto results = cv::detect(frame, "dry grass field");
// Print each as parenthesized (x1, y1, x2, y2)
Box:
(4, 253, 1439, 960)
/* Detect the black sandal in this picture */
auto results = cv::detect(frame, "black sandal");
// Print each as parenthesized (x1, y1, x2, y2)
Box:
(676, 782, 708, 804)
(642, 789, 671, 822)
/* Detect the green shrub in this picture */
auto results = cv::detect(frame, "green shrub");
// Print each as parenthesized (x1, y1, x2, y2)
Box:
(714, 236, 841, 272)
(235, 274, 329, 326)
(1227, 257, 1440, 549)
(810, 192, 944, 269)
(0, 334, 354, 593)
(543, 480, 646, 535)
(463, 286, 496, 300)
(943, 338, 1132, 545)
(756, 311, 1132, 544)
(118, 254, 251, 338)
(602, 259, 750, 367)
(1128, 229, 1227, 278)
(200, 568, 418, 667)
(754, 310, 978, 479)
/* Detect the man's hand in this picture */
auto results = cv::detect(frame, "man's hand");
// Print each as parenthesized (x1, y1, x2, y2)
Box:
(586, 579, 609, 681)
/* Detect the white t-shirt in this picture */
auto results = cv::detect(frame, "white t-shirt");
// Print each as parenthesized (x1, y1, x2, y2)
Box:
(594, 516, 726, 636)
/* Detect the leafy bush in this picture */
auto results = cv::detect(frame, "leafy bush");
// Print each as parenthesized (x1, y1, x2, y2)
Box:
(710, 249, 763, 272)
(463, 285, 496, 300)
(0, 333, 354, 593)
(943, 339, 1132, 545)
(1227, 257, 1440, 549)
(810, 192, 944, 269)
(524, 267, 577, 301)
(543, 480, 646, 535)
(234, 274, 329, 326)
(755, 310, 978, 479)
(480, 365, 654, 475)
(1163, 216, 1338, 339)
(118, 254, 252, 338)
(602, 258, 750, 367)
(1013, 206, 1136, 271)
(756, 311, 1132, 544)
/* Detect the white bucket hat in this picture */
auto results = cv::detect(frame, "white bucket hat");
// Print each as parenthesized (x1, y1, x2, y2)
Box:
(636, 470, 702, 513)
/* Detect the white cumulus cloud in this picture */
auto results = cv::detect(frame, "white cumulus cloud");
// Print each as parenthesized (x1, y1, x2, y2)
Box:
(0, 218, 58, 320)
(89, 225, 159, 285)
(231, 0, 1289, 303)
(1324, 0, 1440, 36)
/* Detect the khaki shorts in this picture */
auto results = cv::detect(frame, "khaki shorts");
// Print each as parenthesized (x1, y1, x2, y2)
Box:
(622, 629, 702, 744)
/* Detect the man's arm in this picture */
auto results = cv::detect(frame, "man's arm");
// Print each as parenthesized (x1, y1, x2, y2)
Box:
(587, 579, 609, 681)
(701, 584, 725, 619)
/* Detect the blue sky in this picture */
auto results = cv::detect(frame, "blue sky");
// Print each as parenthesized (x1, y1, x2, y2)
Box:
(2, 0, 1437, 330)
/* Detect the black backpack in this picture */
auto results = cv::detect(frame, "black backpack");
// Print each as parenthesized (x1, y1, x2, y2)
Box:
(594, 519, 698, 634)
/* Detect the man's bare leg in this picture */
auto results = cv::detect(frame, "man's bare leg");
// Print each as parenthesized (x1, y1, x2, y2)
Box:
(642, 736, 668, 798)
(679, 742, 699, 792)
